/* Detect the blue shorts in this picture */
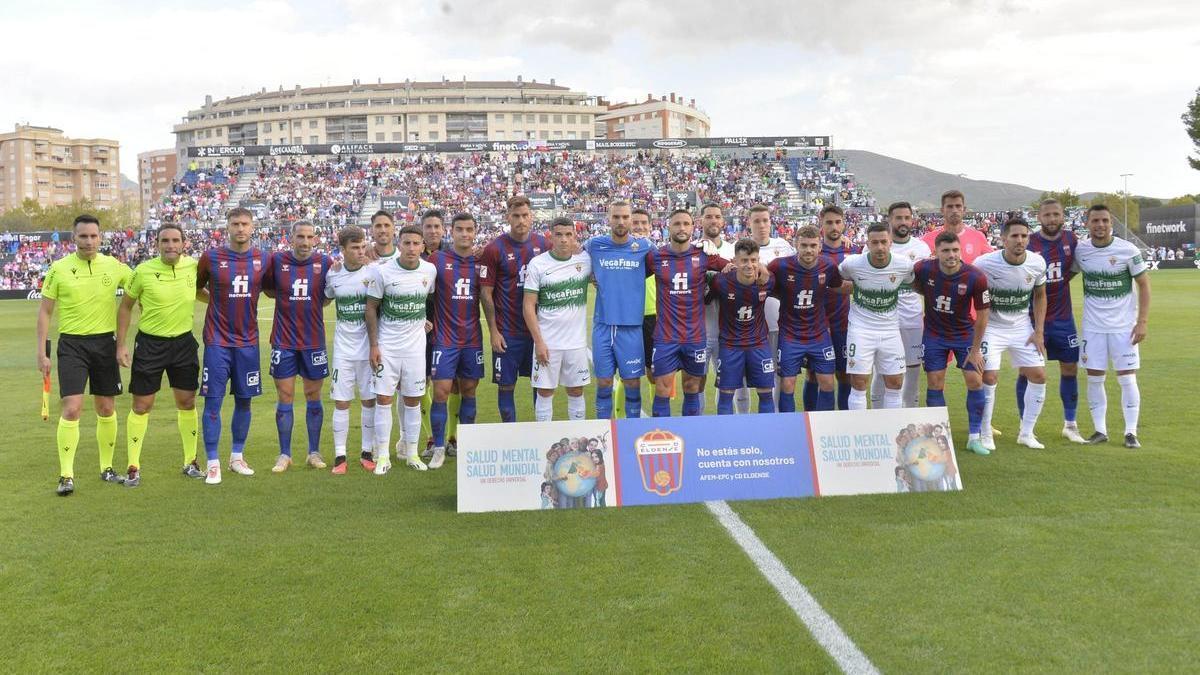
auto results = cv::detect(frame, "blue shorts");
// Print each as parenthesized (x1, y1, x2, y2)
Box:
(492, 333, 534, 386)
(830, 329, 850, 373)
(1044, 319, 1080, 363)
(269, 346, 329, 381)
(201, 344, 263, 399)
(432, 345, 485, 381)
(778, 337, 836, 377)
(717, 345, 775, 389)
(922, 334, 977, 372)
(593, 322, 646, 379)
(652, 340, 708, 378)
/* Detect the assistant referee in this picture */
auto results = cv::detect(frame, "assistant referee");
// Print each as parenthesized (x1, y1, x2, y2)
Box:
(37, 214, 133, 496)
(116, 223, 203, 487)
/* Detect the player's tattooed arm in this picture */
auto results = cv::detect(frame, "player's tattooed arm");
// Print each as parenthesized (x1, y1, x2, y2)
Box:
(1028, 284, 1047, 355)
(365, 297, 382, 369)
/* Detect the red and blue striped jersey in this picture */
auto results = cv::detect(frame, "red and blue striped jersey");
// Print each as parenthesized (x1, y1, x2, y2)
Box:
(769, 256, 843, 343)
(821, 240, 859, 333)
(913, 259, 991, 341)
(430, 249, 482, 348)
(1027, 229, 1077, 322)
(711, 270, 773, 348)
(647, 245, 728, 344)
(263, 251, 331, 350)
(197, 247, 267, 348)
(479, 232, 547, 336)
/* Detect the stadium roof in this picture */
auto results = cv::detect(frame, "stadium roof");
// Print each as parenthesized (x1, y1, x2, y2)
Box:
(217, 80, 570, 106)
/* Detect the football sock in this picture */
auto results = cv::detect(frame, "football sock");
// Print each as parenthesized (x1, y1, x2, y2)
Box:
(966, 387, 986, 436)
(623, 384, 641, 418)
(682, 392, 702, 416)
(883, 388, 902, 409)
(305, 400, 323, 455)
(816, 389, 835, 411)
(430, 400, 448, 447)
(837, 381, 852, 410)
(1020, 382, 1046, 437)
(332, 407, 350, 455)
(202, 397, 222, 461)
(57, 417, 79, 478)
(231, 397, 251, 458)
(757, 392, 775, 414)
(447, 392, 461, 439)
(778, 391, 796, 413)
(126, 410, 149, 469)
(402, 404, 422, 456)
(1015, 374, 1028, 419)
(717, 391, 734, 415)
(1118, 374, 1140, 435)
(902, 366, 921, 408)
(1087, 374, 1108, 436)
(360, 403, 375, 453)
(870, 372, 885, 409)
(980, 383, 997, 437)
(848, 388, 867, 410)
(275, 403, 294, 457)
(178, 408, 198, 465)
(652, 395, 671, 417)
(96, 413, 117, 471)
(497, 389, 516, 423)
(802, 380, 818, 411)
(595, 385, 613, 419)
(1061, 375, 1078, 423)
(459, 396, 477, 424)
(926, 388, 947, 407)
(567, 394, 586, 420)
(534, 394, 554, 422)
(374, 403, 393, 455)
(734, 388, 751, 414)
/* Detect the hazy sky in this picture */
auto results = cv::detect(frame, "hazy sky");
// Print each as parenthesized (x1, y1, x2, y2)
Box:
(3, 0, 1198, 197)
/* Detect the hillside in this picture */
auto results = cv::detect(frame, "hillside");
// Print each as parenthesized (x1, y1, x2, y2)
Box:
(836, 149, 1044, 211)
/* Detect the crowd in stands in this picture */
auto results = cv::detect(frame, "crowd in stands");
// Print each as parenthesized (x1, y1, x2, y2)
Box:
(145, 164, 237, 229)
(246, 158, 369, 226)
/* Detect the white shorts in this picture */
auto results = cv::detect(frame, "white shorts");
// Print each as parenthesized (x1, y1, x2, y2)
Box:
(1081, 330, 1140, 371)
(329, 358, 374, 401)
(375, 351, 427, 398)
(982, 322, 1046, 371)
(900, 324, 924, 367)
(531, 347, 592, 390)
(846, 325, 905, 376)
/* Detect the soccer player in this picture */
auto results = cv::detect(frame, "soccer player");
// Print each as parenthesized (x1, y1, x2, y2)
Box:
(810, 205, 859, 411)
(871, 202, 931, 409)
(913, 231, 992, 455)
(633, 208, 658, 388)
(480, 195, 548, 423)
(647, 209, 737, 417)
(712, 239, 776, 414)
(585, 201, 652, 419)
(920, 190, 993, 264)
(196, 207, 267, 484)
(365, 225, 436, 473)
(1073, 204, 1150, 447)
(974, 216, 1049, 449)
(263, 221, 333, 472)
(116, 223, 201, 486)
(37, 214, 132, 495)
(699, 203, 737, 412)
(743, 205, 796, 406)
(769, 225, 845, 412)
(1020, 198, 1086, 443)
(324, 226, 379, 474)
(419, 209, 450, 458)
(427, 213, 484, 469)
(524, 217, 592, 422)
(368, 210, 400, 264)
(838, 223, 915, 410)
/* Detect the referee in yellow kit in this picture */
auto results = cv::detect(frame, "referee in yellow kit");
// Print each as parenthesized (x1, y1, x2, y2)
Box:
(37, 215, 132, 496)
(116, 223, 204, 487)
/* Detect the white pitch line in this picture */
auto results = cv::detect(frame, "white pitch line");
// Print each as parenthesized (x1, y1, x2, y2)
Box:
(705, 500, 879, 675)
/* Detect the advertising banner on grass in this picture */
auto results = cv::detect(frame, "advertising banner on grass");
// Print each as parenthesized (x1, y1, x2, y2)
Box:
(457, 407, 961, 513)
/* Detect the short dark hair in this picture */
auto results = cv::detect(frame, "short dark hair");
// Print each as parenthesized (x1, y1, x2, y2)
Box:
(1039, 198, 1062, 210)
(818, 205, 844, 220)
(748, 204, 771, 216)
(450, 212, 476, 227)
(1087, 204, 1110, 217)
(934, 231, 960, 249)
(866, 223, 890, 236)
(940, 190, 965, 206)
(371, 210, 394, 224)
(734, 238, 760, 257)
(226, 207, 253, 221)
(1002, 216, 1031, 234)
(420, 209, 445, 224)
(794, 224, 821, 240)
(887, 201, 913, 216)
(397, 225, 423, 240)
(700, 202, 722, 215)
(608, 200, 631, 211)
(668, 208, 693, 221)
(506, 195, 531, 212)
(631, 208, 651, 219)
(157, 222, 185, 240)
(549, 217, 575, 231)
(338, 226, 366, 248)
(73, 214, 100, 230)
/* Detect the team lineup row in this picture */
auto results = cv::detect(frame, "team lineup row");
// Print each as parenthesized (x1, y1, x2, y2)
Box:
(35, 190, 1150, 495)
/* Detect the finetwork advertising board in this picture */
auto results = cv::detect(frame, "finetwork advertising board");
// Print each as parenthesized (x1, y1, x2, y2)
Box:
(457, 408, 962, 513)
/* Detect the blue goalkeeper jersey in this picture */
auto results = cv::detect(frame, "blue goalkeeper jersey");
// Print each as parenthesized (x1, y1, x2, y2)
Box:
(585, 235, 652, 326)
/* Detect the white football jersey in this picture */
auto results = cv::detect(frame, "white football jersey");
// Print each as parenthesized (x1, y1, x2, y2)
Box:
(524, 251, 591, 350)
(891, 237, 933, 329)
(1072, 237, 1148, 333)
(974, 251, 1047, 330)
(838, 252, 915, 330)
(324, 263, 378, 362)
(368, 258, 436, 357)
(754, 236, 797, 332)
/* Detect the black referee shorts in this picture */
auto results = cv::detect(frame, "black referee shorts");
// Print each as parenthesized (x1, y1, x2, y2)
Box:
(642, 315, 656, 376)
(130, 332, 200, 395)
(57, 333, 122, 398)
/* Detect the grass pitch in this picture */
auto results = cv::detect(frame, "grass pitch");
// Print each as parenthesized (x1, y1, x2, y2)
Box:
(0, 271, 1196, 672)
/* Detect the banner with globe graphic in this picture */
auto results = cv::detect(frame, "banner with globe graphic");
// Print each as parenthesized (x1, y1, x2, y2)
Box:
(456, 408, 961, 513)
